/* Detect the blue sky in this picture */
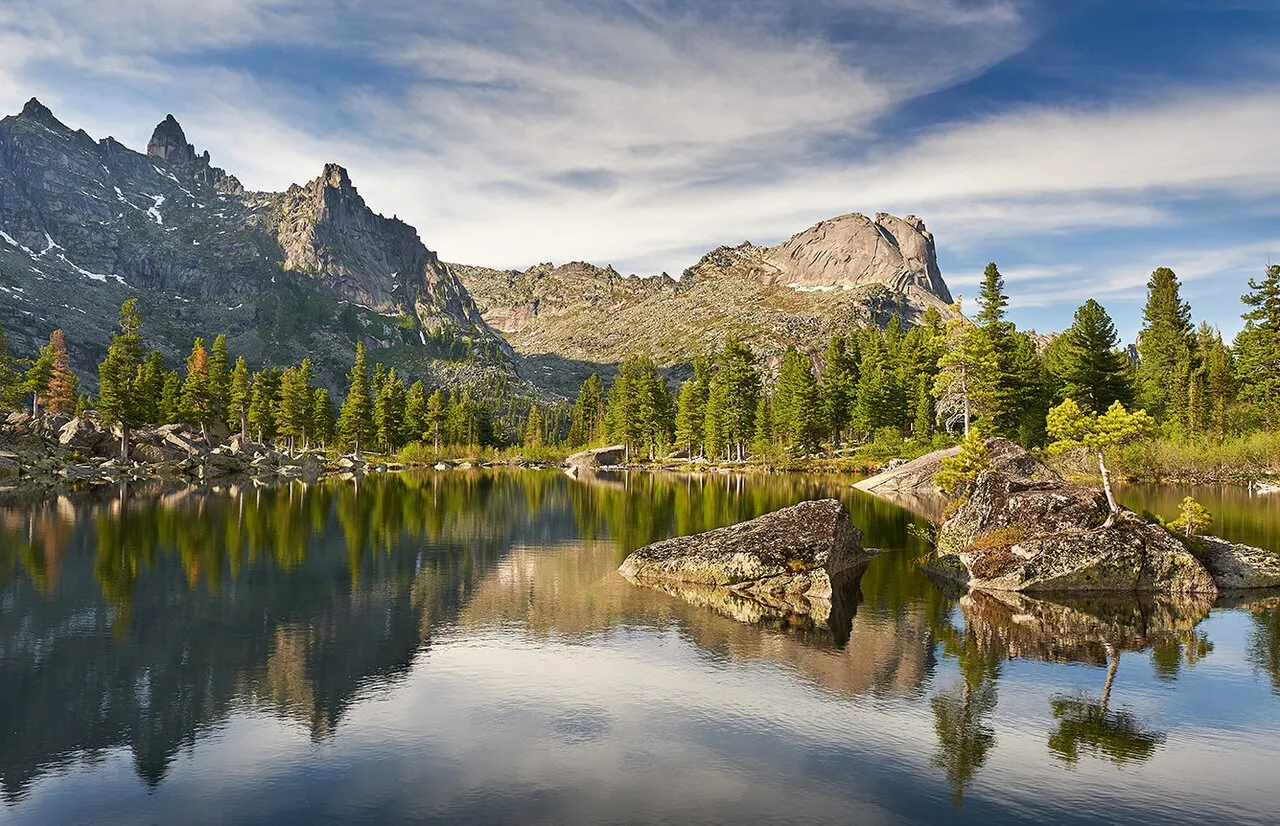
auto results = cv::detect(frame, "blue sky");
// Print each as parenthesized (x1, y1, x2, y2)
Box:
(2, 1, 1278, 342)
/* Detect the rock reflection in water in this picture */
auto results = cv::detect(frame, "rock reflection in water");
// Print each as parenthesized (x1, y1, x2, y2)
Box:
(957, 589, 1207, 769)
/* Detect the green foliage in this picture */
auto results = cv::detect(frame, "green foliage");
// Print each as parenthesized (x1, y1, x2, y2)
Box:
(179, 338, 214, 428)
(568, 373, 607, 448)
(1235, 264, 1280, 428)
(1047, 398, 1156, 456)
(0, 326, 24, 410)
(1137, 267, 1196, 425)
(97, 299, 145, 428)
(159, 371, 182, 425)
(1166, 496, 1213, 538)
(337, 343, 374, 453)
(522, 404, 544, 448)
(311, 387, 335, 448)
(704, 336, 760, 460)
(822, 335, 858, 446)
(404, 381, 427, 440)
(1049, 299, 1132, 414)
(25, 335, 55, 415)
(1109, 430, 1280, 482)
(248, 369, 280, 442)
(773, 347, 823, 454)
(134, 351, 167, 426)
(934, 302, 997, 437)
(935, 431, 992, 497)
(227, 357, 251, 436)
(605, 354, 674, 461)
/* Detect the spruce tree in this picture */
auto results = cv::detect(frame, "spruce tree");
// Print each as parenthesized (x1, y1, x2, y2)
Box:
(227, 357, 251, 439)
(179, 338, 214, 440)
(674, 379, 704, 458)
(311, 388, 336, 448)
(404, 381, 427, 441)
(1235, 264, 1280, 428)
(159, 371, 182, 425)
(568, 373, 607, 447)
(24, 336, 55, 417)
(248, 369, 280, 443)
(0, 327, 23, 411)
(277, 362, 315, 454)
(1136, 267, 1195, 423)
(523, 405, 544, 448)
(134, 351, 167, 425)
(97, 299, 145, 459)
(425, 389, 448, 449)
(1196, 324, 1235, 433)
(338, 343, 374, 455)
(975, 262, 1021, 435)
(1050, 299, 1132, 414)
(373, 368, 407, 452)
(44, 330, 77, 416)
(821, 335, 858, 449)
(208, 334, 231, 424)
(705, 337, 760, 461)
(912, 376, 934, 441)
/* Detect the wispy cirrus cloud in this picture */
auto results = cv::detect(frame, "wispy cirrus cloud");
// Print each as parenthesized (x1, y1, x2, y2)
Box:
(0, 0, 1278, 337)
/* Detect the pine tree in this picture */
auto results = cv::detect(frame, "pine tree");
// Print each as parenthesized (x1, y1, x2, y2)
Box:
(97, 299, 145, 459)
(277, 361, 315, 454)
(159, 371, 182, 425)
(568, 373, 607, 447)
(227, 357, 251, 438)
(975, 262, 1022, 436)
(1137, 267, 1195, 423)
(404, 381, 427, 441)
(373, 368, 407, 452)
(605, 355, 673, 461)
(523, 405, 544, 448)
(852, 334, 904, 438)
(674, 378, 705, 458)
(704, 337, 760, 461)
(134, 351, 167, 425)
(821, 335, 858, 449)
(0, 327, 23, 411)
(248, 369, 280, 443)
(25, 337, 54, 417)
(425, 389, 448, 448)
(774, 347, 823, 454)
(1049, 299, 1132, 413)
(1196, 324, 1235, 434)
(179, 338, 214, 440)
(337, 343, 374, 455)
(912, 375, 934, 441)
(751, 395, 774, 456)
(1235, 264, 1280, 428)
(934, 301, 998, 437)
(208, 334, 231, 424)
(311, 388, 336, 448)
(43, 330, 77, 416)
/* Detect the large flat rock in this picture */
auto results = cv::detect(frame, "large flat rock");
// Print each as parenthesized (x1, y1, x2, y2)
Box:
(618, 499, 874, 601)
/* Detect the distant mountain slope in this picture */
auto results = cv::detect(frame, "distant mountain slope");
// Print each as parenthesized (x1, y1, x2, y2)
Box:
(456, 213, 954, 393)
(0, 99, 515, 394)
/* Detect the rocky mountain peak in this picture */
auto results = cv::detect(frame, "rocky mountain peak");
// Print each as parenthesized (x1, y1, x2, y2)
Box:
(319, 163, 354, 191)
(17, 97, 66, 129)
(147, 114, 196, 164)
(762, 211, 952, 304)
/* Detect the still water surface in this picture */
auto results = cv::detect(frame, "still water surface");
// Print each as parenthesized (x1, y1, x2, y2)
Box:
(0, 471, 1277, 825)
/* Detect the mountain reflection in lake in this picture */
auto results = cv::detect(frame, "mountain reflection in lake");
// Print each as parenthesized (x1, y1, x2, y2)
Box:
(0, 470, 1278, 825)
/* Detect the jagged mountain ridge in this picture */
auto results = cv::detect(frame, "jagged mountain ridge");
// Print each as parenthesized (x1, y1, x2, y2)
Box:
(0, 98, 513, 394)
(456, 212, 954, 394)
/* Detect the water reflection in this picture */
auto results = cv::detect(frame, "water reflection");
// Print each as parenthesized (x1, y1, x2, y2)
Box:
(0, 471, 1276, 824)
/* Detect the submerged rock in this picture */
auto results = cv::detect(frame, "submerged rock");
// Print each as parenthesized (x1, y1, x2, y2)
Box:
(1198, 537, 1280, 590)
(618, 499, 875, 603)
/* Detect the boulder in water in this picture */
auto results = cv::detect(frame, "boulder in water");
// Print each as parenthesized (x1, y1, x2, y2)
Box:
(618, 499, 875, 602)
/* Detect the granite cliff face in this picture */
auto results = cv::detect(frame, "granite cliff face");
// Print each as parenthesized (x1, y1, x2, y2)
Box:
(0, 99, 512, 392)
(456, 212, 954, 393)
(762, 212, 952, 302)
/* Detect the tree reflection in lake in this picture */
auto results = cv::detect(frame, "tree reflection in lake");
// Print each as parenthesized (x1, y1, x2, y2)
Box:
(0, 470, 1275, 823)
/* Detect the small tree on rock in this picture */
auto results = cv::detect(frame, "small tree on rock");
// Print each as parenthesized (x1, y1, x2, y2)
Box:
(1167, 496, 1212, 538)
(1046, 399, 1156, 528)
